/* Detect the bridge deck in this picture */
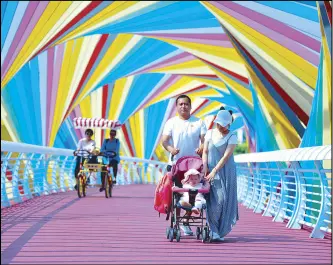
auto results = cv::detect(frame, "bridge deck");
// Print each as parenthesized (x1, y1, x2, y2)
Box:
(1, 185, 331, 264)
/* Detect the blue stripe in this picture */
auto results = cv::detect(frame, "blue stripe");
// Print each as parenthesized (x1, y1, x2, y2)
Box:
(1, 1, 18, 50)
(84, 2, 219, 35)
(96, 38, 177, 89)
(300, 47, 324, 147)
(144, 99, 170, 159)
(228, 32, 305, 137)
(1, 1, 8, 25)
(30, 58, 42, 145)
(118, 73, 165, 123)
(249, 81, 279, 151)
(257, 1, 319, 22)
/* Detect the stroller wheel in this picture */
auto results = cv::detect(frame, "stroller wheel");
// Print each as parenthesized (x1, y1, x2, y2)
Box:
(196, 227, 201, 240)
(176, 229, 181, 242)
(166, 227, 171, 239)
(202, 227, 209, 243)
(168, 228, 174, 242)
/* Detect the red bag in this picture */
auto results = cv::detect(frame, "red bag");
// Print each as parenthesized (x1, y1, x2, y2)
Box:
(154, 172, 172, 217)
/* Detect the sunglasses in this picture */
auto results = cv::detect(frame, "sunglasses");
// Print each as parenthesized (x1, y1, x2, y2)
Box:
(110, 133, 116, 136)
(86, 132, 93, 136)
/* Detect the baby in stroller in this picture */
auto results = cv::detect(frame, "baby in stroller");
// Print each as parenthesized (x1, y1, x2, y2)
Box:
(166, 156, 212, 242)
(173, 168, 210, 215)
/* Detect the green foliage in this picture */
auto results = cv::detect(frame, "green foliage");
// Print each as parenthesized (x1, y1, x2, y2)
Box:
(234, 143, 248, 155)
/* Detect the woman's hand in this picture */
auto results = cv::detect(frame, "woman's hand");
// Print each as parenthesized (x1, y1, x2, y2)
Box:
(204, 168, 216, 182)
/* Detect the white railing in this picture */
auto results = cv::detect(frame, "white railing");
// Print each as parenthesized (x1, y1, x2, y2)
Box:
(235, 145, 331, 239)
(1, 141, 168, 208)
(1, 141, 331, 238)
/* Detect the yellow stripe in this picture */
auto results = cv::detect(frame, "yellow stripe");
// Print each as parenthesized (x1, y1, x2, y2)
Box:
(128, 111, 143, 158)
(49, 39, 84, 146)
(187, 87, 222, 98)
(201, 2, 317, 88)
(186, 76, 228, 92)
(194, 101, 221, 118)
(209, 67, 253, 107)
(152, 37, 243, 63)
(252, 73, 300, 148)
(79, 96, 92, 119)
(73, 34, 134, 109)
(2, 2, 72, 88)
(55, 2, 138, 45)
(149, 59, 210, 72)
(108, 77, 131, 120)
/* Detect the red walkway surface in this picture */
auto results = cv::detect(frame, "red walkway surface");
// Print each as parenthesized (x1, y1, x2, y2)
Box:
(1, 185, 331, 264)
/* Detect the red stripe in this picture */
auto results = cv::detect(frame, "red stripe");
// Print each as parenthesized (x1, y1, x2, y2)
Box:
(63, 34, 109, 120)
(201, 58, 249, 84)
(36, 2, 102, 56)
(232, 36, 309, 125)
(324, 1, 332, 26)
(208, 115, 216, 129)
(185, 84, 207, 93)
(122, 125, 135, 157)
(191, 99, 209, 115)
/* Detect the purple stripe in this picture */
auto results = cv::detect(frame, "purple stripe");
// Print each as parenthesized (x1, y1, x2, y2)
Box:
(70, 108, 84, 139)
(48, 44, 64, 145)
(1, 2, 48, 80)
(211, 1, 321, 52)
(210, 1, 320, 65)
(1, 2, 39, 78)
(45, 48, 55, 146)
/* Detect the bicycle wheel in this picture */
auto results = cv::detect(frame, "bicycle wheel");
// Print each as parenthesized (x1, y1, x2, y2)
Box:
(105, 174, 113, 198)
(77, 175, 83, 198)
(82, 175, 87, 197)
(108, 174, 113, 198)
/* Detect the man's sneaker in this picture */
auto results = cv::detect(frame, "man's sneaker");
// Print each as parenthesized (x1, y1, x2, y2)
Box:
(112, 179, 117, 185)
(99, 187, 105, 192)
(180, 224, 193, 236)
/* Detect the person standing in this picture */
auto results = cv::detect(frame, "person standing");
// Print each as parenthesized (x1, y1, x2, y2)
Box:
(203, 110, 239, 242)
(161, 94, 207, 235)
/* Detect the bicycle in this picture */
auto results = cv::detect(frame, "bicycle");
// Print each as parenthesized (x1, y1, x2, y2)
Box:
(99, 151, 117, 198)
(73, 150, 92, 198)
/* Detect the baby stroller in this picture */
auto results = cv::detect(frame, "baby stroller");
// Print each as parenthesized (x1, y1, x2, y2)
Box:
(166, 156, 212, 243)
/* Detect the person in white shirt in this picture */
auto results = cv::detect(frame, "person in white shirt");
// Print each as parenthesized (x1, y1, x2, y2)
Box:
(74, 129, 96, 190)
(172, 168, 210, 215)
(161, 94, 207, 235)
(162, 95, 207, 165)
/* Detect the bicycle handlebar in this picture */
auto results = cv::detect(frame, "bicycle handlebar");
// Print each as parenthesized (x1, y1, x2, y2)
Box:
(73, 150, 92, 157)
(99, 151, 117, 158)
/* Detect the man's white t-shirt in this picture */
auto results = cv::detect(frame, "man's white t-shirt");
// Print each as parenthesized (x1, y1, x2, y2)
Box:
(77, 138, 96, 154)
(163, 116, 207, 164)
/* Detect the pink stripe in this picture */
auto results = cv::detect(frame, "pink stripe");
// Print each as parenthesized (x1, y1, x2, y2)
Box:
(72, 107, 84, 139)
(211, 1, 320, 65)
(45, 48, 55, 146)
(1, 2, 39, 78)
(1, 2, 48, 80)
